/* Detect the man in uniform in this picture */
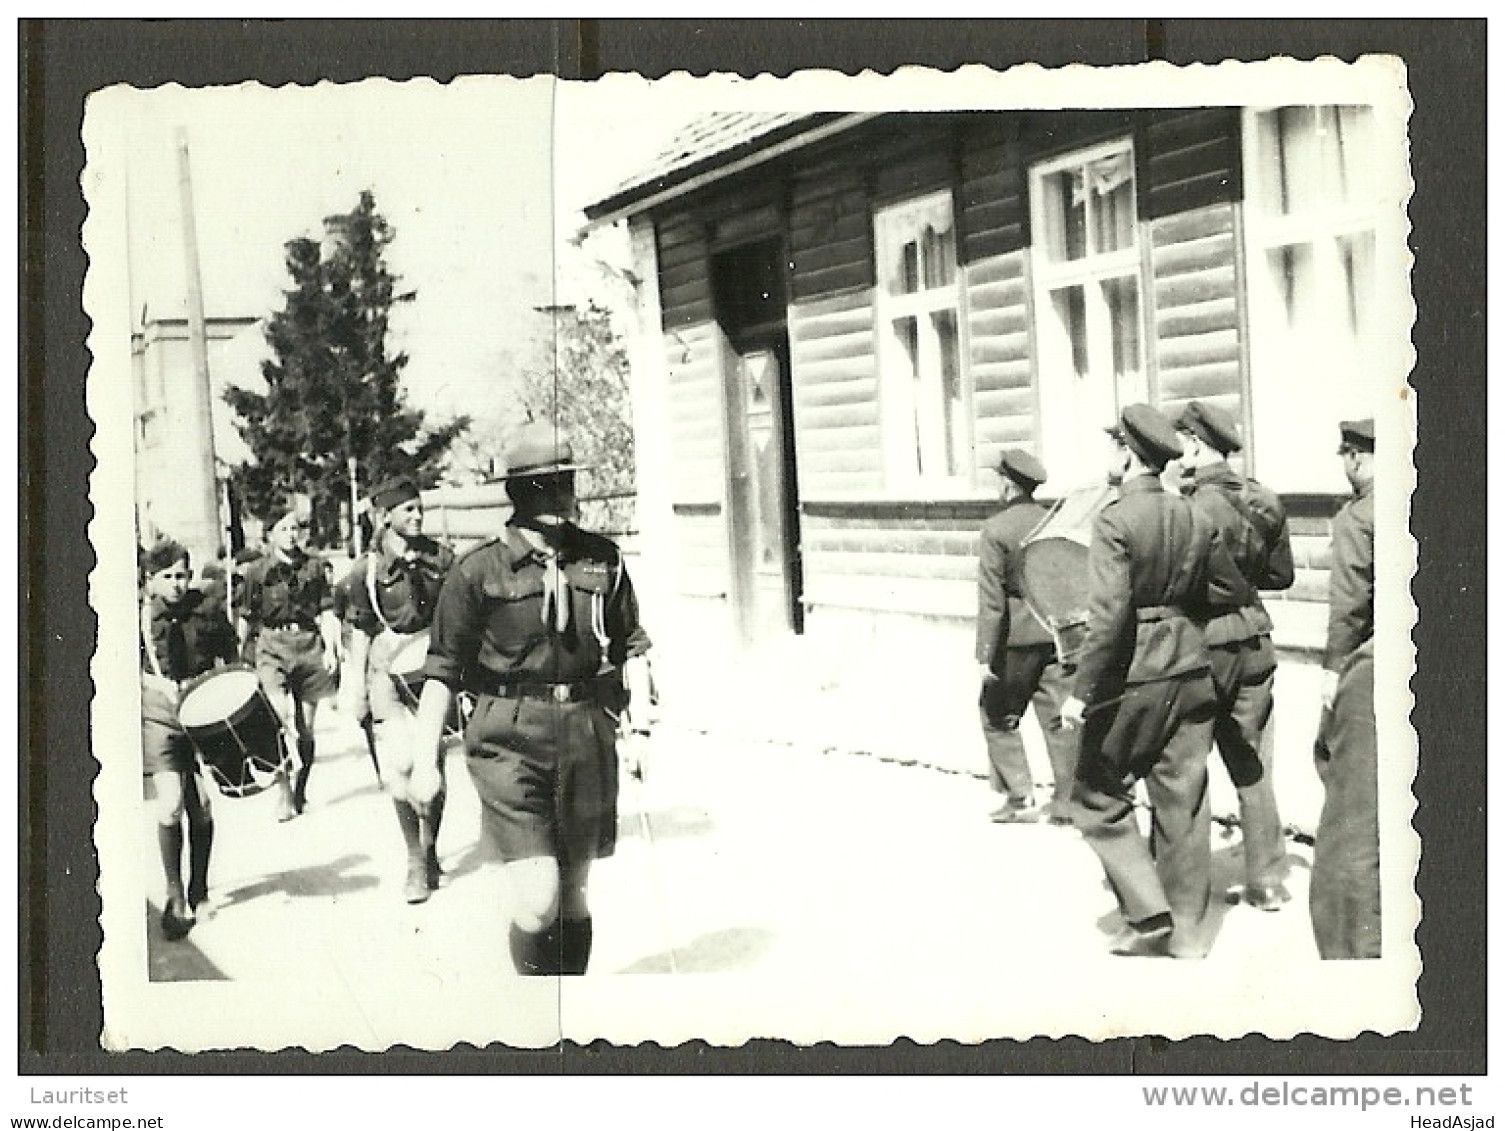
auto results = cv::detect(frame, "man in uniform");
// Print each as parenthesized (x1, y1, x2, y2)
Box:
(975, 448, 1077, 824)
(238, 498, 342, 820)
(1309, 418, 1379, 959)
(1173, 400, 1296, 910)
(1060, 404, 1245, 959)
(414, 422, 654, 976)
(343, 476, 456, 903)
(139, 538, 239, 939)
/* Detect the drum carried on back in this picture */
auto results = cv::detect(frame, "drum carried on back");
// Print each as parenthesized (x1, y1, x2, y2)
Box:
(1019, 482, 1115, 669)
(176, 664, 291, 799)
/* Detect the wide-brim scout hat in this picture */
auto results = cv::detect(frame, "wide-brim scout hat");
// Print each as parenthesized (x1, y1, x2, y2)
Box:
(1106, 403, 1183, 470)
(368, 475, 421, 511)
(1338, 418, 1376, 453)
(1174, 400, 1243, 455)
(496, 420, 588, 480)
(995, 447, 1048, 490)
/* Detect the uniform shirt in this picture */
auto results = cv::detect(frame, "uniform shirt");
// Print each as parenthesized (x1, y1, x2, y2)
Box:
(1323, 480, 1375, 671)
(239, 550, 333, 628)
(1072, 475, 1246, 706)
(344, 534, 455, 637)
(140, 589, 238, 726)
(1183, 462, 1296, 647)
(975, 496, 1054, 667)
(424, 519, 651, 691)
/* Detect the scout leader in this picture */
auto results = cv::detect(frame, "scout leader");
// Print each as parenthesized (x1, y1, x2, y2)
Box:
(1059, 404, 1249, 959)
(139, 538, 238, 940)
(1309, 418, 1379, 960)
(1173, 400, 1297, 912)
(412, 421, 654, 976)
(237, 497, 342, 820)
(342, 475, 456, 904)
(975, 447, 1078, 825)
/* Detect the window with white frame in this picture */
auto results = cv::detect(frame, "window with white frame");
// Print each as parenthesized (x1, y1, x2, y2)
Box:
(1028, 138, 1146, 483)
(1243, 105, 1382, 491)
(873, 190, 970, 487)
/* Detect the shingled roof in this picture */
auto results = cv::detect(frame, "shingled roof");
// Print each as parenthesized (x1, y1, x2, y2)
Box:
(584, 110, 872, 227)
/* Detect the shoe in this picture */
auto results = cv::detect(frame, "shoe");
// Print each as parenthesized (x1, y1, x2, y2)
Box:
(1043, 799, 1075, 827)
(1108, 919, 1172, 957)
(424, 846, 443, 891)
(404, 861, 430, 905)
(1244, 883, 1292, 912)
(186, 879, 209, 912)
(991, 801, 1043, 824)
(160, 896, 195, 941)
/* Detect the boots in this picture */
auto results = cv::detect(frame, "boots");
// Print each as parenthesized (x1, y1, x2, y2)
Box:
(421, 787, 446, 891)
(393, 799, 428, 904)
(292, 736, 316, 813)
(156, 823, 194, 941)
(186, 819, 214, 912)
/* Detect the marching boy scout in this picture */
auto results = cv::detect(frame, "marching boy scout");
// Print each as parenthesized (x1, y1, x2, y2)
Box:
(343, 476, 456, 903)
(139, 538, 238, 940)
(975, 448, 1078, 824)
(238, 498, 342, 820)
(1309, 418, 1379, 959)
(1173, 400, 1296, 911)
(413, 422, 654, 976)
(1061, 404, 1246, 959)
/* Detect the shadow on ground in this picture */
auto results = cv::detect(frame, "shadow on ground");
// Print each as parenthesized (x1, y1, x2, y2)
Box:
(617, 804, 716, 843)
(145, 901, 229, 983)
(612, 927, 777, 975)
(214, 853, 380, 908)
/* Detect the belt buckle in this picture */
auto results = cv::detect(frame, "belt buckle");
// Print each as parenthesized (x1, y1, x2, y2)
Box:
(551, 683, 571, 703)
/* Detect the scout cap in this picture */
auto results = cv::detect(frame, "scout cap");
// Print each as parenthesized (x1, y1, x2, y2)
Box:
(1175, 400, 1243, 455)
(1339, 418, 1375, 453)
(995, 447, 1048, 490)
(264, 492, 309, 529)
(141, 537, 189, 577)
(369, 475, 421, 511)
(1107, 403, 1183, 470)
(498, 420, 587, 479)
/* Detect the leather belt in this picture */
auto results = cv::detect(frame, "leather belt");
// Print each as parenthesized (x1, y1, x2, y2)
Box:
(263, 621, 317, 633)
(1135, 605, 1186, 624)
(476, 678, 596, 704)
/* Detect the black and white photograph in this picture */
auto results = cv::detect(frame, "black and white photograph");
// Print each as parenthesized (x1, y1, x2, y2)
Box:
(83, 57, 1419, 1051)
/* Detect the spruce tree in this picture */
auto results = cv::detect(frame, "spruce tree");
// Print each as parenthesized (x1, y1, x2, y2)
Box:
(225, 190, 467, 548)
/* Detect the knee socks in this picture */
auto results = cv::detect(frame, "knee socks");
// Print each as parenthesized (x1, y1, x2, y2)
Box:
(509, 921, 562, 977)
(559, 917, 593, 976)
(156, 822, 185, 902)
(186, 819, 214, 908)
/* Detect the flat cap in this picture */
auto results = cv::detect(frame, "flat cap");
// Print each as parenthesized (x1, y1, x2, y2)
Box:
(1339, 418, 1375, 452)
(1106, 403, 1184, 470)
(1175, 400, 1243, 454)
(369, 476, 420, 511)
(995, 447, 1048, 490)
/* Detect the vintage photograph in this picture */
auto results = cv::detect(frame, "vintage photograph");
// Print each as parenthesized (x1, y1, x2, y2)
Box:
(84, 59, 1418, 1050)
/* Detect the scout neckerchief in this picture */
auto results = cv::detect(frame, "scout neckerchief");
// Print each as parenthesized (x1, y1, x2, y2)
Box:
(511, 516, 618, 655)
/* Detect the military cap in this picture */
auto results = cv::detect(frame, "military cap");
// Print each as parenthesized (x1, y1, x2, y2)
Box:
(1106, 403, 1184, 470)
(141, 537, 189, 577)
(264, 493, 308, 529)
(369, 475, 421, 511)
(1175, 400, 1243, 455)
(234, 546, 263, 566)
(496, 420, 587, 480)
(1339, 418, 1375, 452)
(995, 447, 1048, 490)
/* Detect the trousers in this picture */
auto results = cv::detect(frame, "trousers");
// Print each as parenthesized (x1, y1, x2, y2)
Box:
(1072, 672, 1216, 939)
(1208, 637, 1285, 889)
(979, 645, 1078, 803)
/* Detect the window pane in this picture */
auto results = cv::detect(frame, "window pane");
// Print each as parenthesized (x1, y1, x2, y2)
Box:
(932, 309, 966, 476)
(1088, 151, 1136, 254)
(895, 315, 924, 471)
(923, 223, 957, 289)
(1105, 276, 1141, 386)
(1052, 285, 1089, 379)
(899, 238, 920, 294)
(1040, 168, 1088, 263)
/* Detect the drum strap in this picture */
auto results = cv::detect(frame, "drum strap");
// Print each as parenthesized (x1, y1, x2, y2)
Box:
(140, 600, 167, 681)
(365, 552, 396, 634)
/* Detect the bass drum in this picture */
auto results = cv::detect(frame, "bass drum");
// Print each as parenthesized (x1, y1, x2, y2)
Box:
(1018, 483, 1115, 668)
(176, 665, 291, 799)
(386, 629, 469, 738)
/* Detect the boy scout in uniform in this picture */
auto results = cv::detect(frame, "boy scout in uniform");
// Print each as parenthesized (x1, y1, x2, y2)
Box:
(1173, 400, 1296, 910)
(1060, 404, 1246, 959)
(139, 538, 238, 939)
(238, 499, 342, 820)
(414, 422, 654, 976)
(343, 476, 456, 903)
(975, 448, 1077, 824)
(1309, 418, 1379, 959)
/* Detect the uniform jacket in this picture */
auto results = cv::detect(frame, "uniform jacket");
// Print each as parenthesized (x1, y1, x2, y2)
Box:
(424, 519, 651, 692)
(975, 496, 1054, 666)
(140, 588, 238, 726)
(344, 533, 455, 637)
(1183, 462, 1295, 647)
(1323, 481, 1375, 671)
(239, 550, 333, 628)
(1072, 474, 1247, 706)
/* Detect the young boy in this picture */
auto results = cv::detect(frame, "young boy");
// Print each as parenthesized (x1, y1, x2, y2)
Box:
(139, 538, 238, 939)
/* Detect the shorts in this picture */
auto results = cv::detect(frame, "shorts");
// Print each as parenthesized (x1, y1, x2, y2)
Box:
(464, 692, 620, 866)
(142, 717, 196, 776)
(255, 626, 337, 709)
